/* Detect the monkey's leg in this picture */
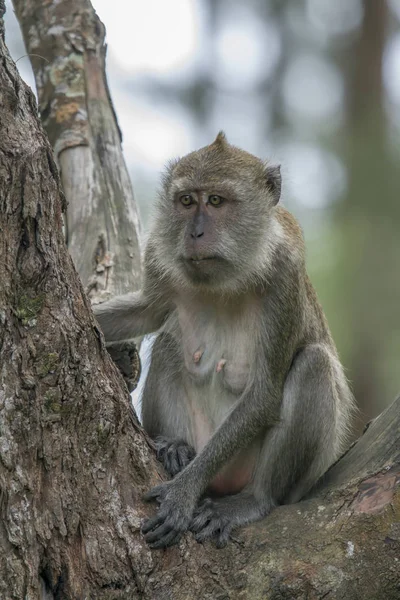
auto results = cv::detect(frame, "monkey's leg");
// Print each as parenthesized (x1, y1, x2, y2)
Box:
(154, 436, 196, 478)
(141, 333, 195, 478)
(256, 343, 341, 506)
(190, 344, 340, 546)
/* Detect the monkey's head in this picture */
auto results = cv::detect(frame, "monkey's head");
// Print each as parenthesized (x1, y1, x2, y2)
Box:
(155, 132, 282, 294)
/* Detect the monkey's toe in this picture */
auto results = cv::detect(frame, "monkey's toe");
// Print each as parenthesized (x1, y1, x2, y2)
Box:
(190, 498, 214, 531)
(190, 498, 234, 547)
(193, 517, 233, 547)
(154, 436, 196, 477)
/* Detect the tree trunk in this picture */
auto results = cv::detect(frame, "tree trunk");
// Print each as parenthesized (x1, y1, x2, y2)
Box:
(0, 3, 399, 599)
(11, 0, 144, 391)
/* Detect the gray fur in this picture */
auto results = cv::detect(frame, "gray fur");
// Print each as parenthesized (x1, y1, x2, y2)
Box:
(94, 134, 355, 548)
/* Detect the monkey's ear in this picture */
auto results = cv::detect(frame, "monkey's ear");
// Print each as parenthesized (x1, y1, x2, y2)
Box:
(213, 131, 228, 146)
(264, 164, 281, 205)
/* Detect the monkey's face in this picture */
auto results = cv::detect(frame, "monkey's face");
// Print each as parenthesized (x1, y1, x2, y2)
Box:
(174, 187, 242, 284)
(155, 133, 281, 292)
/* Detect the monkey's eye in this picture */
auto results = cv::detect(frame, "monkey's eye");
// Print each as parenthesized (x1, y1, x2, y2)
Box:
(180, 194, 194, 207)
(208, 195, 224, 206)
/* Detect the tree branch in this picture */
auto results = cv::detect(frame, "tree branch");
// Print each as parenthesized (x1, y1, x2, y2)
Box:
(12, 0, 142, 299)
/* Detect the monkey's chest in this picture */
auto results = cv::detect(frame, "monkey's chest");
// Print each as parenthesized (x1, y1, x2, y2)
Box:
(180, 320, 253, 397)
(182, 331, 252, 453)
(173, 298, 260, 396)
(171, 298, 259, 442)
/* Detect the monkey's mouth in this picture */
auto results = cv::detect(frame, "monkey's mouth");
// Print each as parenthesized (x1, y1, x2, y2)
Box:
(181, 255, 228, 283)
(188, 256, 218, 265)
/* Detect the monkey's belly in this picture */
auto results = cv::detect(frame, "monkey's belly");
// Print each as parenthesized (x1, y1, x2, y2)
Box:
(208, 449, 257, 495)
(187, 390, 258, 495)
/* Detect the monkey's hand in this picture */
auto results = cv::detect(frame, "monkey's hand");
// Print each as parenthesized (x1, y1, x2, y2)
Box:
(142, 477, 197, 548)
(154, 436, 196, 477)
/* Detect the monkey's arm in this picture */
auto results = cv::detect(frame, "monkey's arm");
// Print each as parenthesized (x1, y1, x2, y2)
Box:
(93, 240, 172, 341)
(93, 291, 170, 341)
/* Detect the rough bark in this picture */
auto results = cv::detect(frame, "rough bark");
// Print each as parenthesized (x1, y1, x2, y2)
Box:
(0, 6, 158, 599)
(11, 0, 143, 391)
(0, 4, 399, 599)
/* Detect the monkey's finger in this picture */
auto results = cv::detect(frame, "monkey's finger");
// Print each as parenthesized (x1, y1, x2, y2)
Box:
(148, 530, 182, 549)
(141, 513, 165, 534)
(166, 447, 181, 475)
(144, 521, 173, 544)
(177, 445, 195, 468)
(156, 444, 167, 462)
(143, 485, 167, 503)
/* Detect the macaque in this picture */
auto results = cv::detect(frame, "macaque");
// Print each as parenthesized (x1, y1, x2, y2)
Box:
(93, 132, 354, 548)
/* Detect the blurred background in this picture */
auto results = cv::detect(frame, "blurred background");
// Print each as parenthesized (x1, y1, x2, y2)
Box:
(4, 0, 400, 431)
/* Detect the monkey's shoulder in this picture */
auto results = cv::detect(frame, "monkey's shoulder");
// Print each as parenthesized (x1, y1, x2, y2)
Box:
(275, 206, 304, 247)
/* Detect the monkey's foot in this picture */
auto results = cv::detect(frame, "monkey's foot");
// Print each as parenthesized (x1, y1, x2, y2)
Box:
(190, 493, 265, 548)
(154, 436, 196, 477)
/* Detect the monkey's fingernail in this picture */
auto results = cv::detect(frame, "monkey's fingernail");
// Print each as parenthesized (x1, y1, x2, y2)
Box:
(216, 359, 226, 373)
(193, 349, 204, 363)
